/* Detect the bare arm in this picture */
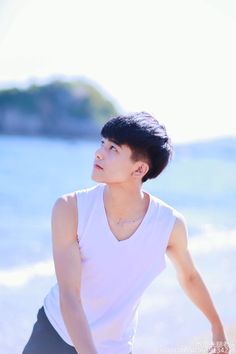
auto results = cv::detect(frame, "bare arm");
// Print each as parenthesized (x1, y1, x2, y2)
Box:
(166, 214, 229, 352)
(51, 193, 98, 354)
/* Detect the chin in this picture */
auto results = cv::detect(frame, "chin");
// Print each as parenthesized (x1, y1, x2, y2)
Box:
(91, 173, 105, 183)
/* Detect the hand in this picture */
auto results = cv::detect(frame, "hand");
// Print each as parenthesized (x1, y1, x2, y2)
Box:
(207, 324, 230, 353)
(208, 342, 229, 353)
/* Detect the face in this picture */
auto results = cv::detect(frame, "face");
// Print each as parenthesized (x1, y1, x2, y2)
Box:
(91, 137, 146, 184)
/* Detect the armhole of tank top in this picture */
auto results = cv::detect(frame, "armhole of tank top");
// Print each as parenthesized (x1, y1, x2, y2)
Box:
(75, 190, 85, 244)
(163, 207, 178, 253)
(158, 208, 176, 271)
(75, 184, 102, 244)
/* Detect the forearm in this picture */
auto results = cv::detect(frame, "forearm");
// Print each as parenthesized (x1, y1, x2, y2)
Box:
(178, 271, 223, 328)
(60, 293, 98, 354)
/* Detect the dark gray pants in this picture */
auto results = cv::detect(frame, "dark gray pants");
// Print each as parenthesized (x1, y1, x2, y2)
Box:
(22, 306, 132, 354)
(22, 306, 77, 354)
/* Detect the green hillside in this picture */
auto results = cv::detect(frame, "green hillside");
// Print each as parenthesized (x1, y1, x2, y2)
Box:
(0, 79, 119, 138)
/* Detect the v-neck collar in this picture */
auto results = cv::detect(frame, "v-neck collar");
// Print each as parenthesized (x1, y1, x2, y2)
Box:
(99, 183, 154, 245)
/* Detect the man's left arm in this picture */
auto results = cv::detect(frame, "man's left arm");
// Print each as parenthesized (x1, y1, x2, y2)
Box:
(166, 213, 229, 353)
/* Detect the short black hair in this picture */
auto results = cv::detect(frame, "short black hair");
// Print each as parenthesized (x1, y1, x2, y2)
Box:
(101, 111, 174, 183)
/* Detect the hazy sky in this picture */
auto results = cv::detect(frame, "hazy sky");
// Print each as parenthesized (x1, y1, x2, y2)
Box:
(0, 0, 236, 143)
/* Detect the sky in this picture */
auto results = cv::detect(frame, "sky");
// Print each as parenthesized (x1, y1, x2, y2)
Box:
(0, 0, 236, 143)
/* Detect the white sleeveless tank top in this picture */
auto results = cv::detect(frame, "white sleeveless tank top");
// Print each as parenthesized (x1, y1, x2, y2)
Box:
(43, 183, 180, 354)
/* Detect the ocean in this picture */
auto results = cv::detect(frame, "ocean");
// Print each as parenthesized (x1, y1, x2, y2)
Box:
(0, 135, 235, 354)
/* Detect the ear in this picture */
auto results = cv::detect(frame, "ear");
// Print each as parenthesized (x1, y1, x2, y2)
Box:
(132, 162, 149, 178)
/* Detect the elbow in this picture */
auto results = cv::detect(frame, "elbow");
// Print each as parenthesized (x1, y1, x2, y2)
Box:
(59, 289, 82, 308)
(177, 269, 199, 284)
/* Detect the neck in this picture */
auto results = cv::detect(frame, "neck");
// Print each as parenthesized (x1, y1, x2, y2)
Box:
(103, 183, 148, 219)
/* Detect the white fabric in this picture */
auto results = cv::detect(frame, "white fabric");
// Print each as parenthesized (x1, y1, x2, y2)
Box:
(44, 183, 180, 354)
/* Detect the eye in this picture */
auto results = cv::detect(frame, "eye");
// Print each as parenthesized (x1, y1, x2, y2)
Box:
(100, 139, 117, 151)
(110, 145, 117, 151)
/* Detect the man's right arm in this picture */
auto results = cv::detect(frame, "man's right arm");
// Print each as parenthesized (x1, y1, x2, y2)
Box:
(51, 193, 98, 354)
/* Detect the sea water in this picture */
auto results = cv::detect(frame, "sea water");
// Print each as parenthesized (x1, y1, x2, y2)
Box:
(0, 135, 235, 353)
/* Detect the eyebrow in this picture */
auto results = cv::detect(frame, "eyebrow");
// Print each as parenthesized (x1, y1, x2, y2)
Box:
(101, 137, 123, 148)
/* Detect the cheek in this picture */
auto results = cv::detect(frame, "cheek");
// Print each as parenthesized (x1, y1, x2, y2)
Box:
(115, 159, 133, 176)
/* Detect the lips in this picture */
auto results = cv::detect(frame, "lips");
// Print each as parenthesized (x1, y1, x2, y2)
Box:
(94, 163, 103, 170)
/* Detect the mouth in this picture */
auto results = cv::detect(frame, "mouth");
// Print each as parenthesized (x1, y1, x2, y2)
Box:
(94, 163, 104, 170)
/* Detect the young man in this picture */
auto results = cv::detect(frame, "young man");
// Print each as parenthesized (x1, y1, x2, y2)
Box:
(22, 112, 229, 354)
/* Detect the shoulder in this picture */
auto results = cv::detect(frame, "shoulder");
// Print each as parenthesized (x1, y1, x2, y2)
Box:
(51, 192, 78, 238)
(51, 183, 101, 224)
(52, 192, 77, 216)
(153, 195, 184, 225)
(152, 195, 187, 248)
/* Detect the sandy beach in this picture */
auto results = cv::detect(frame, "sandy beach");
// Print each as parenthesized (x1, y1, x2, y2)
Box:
(133, 323, 236, 354)
(163, 322, 236, 354)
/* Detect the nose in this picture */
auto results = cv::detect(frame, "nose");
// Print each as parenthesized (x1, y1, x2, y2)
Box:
(95, 146, 104, 160)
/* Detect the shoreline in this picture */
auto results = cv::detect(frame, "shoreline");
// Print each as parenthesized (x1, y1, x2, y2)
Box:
(166, 322, 236, 354)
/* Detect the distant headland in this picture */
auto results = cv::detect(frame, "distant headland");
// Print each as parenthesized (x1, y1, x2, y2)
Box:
(0, 79, 119, 139)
